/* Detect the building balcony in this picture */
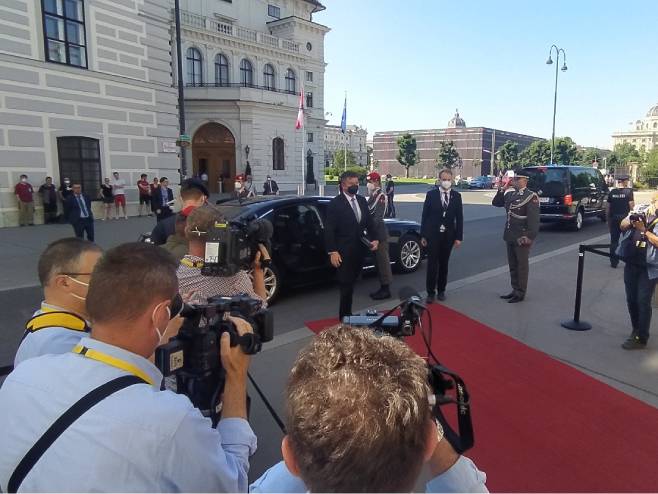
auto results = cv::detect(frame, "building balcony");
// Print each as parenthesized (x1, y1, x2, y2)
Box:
(184, 82, 300, 108)
(179, 10, 300, 54)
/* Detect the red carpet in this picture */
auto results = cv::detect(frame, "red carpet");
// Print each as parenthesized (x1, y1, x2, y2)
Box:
(306, 305, 658, 492)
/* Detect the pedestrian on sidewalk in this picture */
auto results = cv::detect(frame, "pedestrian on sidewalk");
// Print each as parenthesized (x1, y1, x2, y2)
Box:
(137, 173, 152, 216)
(15, 174, 35, 226)
(152, 177, 174, 222)
(607, 175, 634, 268)
(366, 172, 392, 300)
(618, 197, 658, 350)
(263, 175, 279, 195)
(385, 174, 396, 218)
(66, 183, 94, 241)
(38, 177, 58, 224)
(99, 178, 113, 221)
(111, 171, 128, 219)
(59, 178, 73, 222)
(492, 171, 539, 303)
(421, 168, 463, 303)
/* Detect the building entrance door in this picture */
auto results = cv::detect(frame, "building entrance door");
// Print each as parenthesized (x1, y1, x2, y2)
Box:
(192, 123, 236, 193)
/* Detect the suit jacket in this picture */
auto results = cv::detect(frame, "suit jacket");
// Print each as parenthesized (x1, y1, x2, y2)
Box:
(152, 187, 174, 213)
(66, 194, 94, 223)
(325, 193, 376, 254)
(421, 188, 463, 241)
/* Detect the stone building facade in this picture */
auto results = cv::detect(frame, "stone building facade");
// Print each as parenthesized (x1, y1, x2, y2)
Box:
(324, 124, 367, 167)
(612, 102, 658, 152)
(0, 0, 179, 226)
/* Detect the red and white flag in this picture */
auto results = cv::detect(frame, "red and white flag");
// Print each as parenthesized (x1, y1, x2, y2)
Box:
(295, 85, 304, 130)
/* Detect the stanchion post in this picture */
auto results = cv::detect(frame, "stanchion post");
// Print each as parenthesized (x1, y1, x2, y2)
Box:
(561, 244, 592, 331)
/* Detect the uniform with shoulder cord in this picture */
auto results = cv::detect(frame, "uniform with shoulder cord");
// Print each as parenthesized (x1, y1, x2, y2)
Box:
(366, 172, 393, 300)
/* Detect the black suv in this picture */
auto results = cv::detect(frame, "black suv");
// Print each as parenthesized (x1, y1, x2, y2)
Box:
(523, 165, 609, 231)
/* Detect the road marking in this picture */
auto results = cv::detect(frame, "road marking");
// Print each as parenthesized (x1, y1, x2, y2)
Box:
(264, 232, 611, 352)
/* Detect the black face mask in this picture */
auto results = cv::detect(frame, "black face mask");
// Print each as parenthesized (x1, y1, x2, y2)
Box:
(346, 185, 359, 195)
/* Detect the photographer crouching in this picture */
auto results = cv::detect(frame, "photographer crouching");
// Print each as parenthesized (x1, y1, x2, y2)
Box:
(618, 196, 658, 350)
(178, 205, 268, 305)
(251, 326, 487, 493)
(0, 243, 256, 492)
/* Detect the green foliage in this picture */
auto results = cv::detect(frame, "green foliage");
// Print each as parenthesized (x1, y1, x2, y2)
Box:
(578, 147, 610, 167)
(519, 140, 551, 167)
(333, 149, 357, 168)
(325, 165, 368, 182)
(552, 137, 580, 165)
(436, 140, 460, 170)
(609, 142, 642, 166)
(518, 137, 579, 166)
(496, 141, 520, 171)
(396, 133, 419, 178)
(642, 148, 658, 177)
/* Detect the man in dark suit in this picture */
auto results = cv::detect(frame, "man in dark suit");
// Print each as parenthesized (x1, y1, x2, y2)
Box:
(152, 176, 174, 222)
(421, 168, 463, 303)
(325, 171, 379, 320)
(66, 183, 95, 241)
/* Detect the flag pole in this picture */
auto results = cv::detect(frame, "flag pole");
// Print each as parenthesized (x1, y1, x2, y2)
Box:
(301, 82, 305, 195)
(343, 91, 347, 171)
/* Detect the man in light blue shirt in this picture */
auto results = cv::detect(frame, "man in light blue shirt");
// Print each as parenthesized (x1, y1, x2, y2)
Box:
(0, 243, 256, 492)
(15, 238, 102, 366)
(249, 326, 487, 493)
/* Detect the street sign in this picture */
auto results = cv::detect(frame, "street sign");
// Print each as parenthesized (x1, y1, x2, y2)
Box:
(162, 141, 178, 153)
(179, 134, 191, 143)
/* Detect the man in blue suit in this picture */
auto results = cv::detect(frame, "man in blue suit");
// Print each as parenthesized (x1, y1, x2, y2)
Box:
(66, 183, 94, 241)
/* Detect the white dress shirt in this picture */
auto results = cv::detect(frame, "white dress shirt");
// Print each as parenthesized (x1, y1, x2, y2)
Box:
(0, 336, 257, 493)
(14, 303, 89, 367)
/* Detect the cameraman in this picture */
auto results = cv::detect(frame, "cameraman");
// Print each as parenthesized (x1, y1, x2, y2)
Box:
(15, 238, 102, 366)
(0, 243, 256, 492)
(250, 326, 487, 493)
(178, 205, 267, 305)
(151, 178, 208, 245)
(619, 197, 658, 350)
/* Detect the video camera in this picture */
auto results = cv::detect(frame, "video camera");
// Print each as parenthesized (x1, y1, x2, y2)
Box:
(202, 216, 273, 277)
(155, 294, 273, 424)
(344, 287, 475, 454)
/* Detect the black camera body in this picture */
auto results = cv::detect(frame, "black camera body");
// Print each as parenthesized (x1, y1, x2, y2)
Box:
(155, 294, 273, 421)
(202, 217, 273, 277)
(630, 212, 646, 224)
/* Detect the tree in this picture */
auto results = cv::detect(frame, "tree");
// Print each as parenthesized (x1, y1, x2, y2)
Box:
(643, 148, 658, 177)
(366, 145, 374, 170)
(333, 149, 357, 169)
(396, 133, 419, 178)
(496, 141, 520, 171)
(519, 140, 551, 167)
(609, 142, 641, 166)
(436, 140, 460, 170)
(552, 136, 580, 165)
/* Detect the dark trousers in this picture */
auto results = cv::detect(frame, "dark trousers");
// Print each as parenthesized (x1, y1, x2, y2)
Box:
(339, 282, 355, 321)
(426, 235, 454, 295)
(43, 203, 58, 224)
(507, 242, 530, 298)
(385, 194, 395, 218)
(72, 218, 94, 241)
(623, 262, 656, 342)
(610, 217, 624, 267)
(156, 208, 173, 223)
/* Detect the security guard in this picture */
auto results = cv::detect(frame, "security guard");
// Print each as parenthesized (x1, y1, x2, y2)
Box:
(366, 172, 392, 300)
(607, 175, 634, 268)
(0, 243, 256, 492)
(15, 238, 102, 366)
(492, 171, 540, 303)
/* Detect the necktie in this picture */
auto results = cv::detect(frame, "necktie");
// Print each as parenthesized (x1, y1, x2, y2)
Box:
(162, 190, 167, 207)
(77, 196, 88, 218)
(351, 197, 361, 223)
(443, 192, 449, 209)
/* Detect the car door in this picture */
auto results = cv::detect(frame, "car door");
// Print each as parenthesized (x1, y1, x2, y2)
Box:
(570, 168, 592, 213)
(585, 168, 604, 215)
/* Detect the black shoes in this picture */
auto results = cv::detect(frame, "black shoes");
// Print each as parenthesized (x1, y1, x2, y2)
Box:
(369, 286, 391, 300)
(500, 292, 515, 300)
(622, 336, 647, 350)
(426, 293, 436, 304)
(507, 296, 524, 303)
(437, 292, 446, 301)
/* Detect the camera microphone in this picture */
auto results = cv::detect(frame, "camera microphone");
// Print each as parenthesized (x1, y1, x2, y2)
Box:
(398, 286, 426, 309)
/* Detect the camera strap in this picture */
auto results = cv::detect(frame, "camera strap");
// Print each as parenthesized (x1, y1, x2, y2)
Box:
(72, 345, 155, 386)
(431, 364, 474, 454)
(7, 374, 147, 493)
(22, 311, 90, 342)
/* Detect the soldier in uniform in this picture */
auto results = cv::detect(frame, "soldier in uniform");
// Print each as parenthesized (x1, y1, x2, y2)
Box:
(606, 175, 634, 268)
(492, 171, 540, 303)
(366, 172, 392, 300)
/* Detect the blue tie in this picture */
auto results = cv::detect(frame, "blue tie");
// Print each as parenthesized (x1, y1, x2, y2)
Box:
(77, 196, 88, 218)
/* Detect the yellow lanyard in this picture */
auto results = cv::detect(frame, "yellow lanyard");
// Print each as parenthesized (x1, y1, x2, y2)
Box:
(72, 344, 154, 386)
(180, 257, 204, 269)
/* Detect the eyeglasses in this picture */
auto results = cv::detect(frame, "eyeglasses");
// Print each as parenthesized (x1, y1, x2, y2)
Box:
(59, 272, 93, 277)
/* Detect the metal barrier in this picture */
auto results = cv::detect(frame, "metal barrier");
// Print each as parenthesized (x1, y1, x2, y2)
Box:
(561, 243, 612, 331)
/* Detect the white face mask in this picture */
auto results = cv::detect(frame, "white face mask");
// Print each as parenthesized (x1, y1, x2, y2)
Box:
(66, 276, 89, 301)
(152, 303, 171, 345)
(366, 182, 376, 194)
(21, 178, 27, 183)
(440, 180, 452, 190)
(235, 182, 243, 190)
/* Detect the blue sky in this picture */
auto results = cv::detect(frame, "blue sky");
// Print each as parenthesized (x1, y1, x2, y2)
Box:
(314, 0, 658, 149)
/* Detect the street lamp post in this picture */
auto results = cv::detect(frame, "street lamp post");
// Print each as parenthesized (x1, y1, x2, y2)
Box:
(546, 45, 567, 165)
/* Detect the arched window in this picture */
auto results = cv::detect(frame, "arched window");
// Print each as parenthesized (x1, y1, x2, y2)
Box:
(214, 54, 229, 86)
(240, 59, 253, 87)
(186, 47, 203, 86)
(263, 63, 275, 90)
(285, 68, 296, 94)
(273, 137, 285, 170)
(654, 122, 657, 129)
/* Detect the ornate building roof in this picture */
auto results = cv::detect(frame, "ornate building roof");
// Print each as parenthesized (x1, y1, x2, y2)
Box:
(447, 109, 466, 128)
(647, 103, 658, 118)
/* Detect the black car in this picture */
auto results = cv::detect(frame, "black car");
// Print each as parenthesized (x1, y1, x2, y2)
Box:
(524, 165, 609, 231)
(212, 196, 425, 303)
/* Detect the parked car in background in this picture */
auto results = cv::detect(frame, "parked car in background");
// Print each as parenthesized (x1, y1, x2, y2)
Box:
(468, 176, 495, 189)
(524, 165, 609, 231)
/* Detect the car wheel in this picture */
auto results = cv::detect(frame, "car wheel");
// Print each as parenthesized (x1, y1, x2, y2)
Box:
(262, 263, 281, 304)
(397, 235, 422, 273)
(571, 209, 584, 231)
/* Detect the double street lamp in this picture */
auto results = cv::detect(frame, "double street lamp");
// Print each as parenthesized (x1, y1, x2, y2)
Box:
(546, 45, 567, 165)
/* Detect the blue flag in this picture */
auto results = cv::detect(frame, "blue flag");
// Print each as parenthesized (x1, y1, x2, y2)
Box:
(340, 96, 347, 133)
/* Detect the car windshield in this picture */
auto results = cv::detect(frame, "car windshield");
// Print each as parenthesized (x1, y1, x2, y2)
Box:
(524, 168, 568, 196)
(215, 204, 251, 220)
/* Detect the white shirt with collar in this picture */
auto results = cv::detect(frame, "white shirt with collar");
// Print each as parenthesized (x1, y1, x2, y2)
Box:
(14, 302, 90, 367)
(0, 336, 257, 492)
